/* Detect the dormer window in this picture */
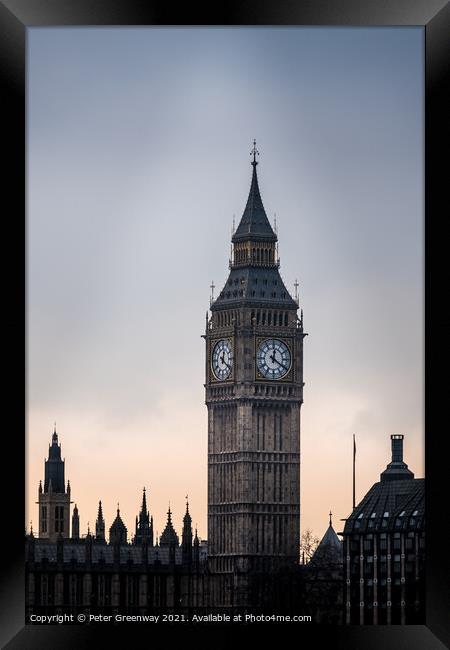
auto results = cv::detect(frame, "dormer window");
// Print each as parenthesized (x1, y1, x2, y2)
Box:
(399, 511, 405, 517)
(383, 512, 389, 518)
(371, 512, 376, 518)
(412, 510, 418, 516)
(357, 513, 364, 519)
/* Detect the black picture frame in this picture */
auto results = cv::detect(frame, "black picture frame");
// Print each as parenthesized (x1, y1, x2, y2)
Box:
(1, 1, 448, 648)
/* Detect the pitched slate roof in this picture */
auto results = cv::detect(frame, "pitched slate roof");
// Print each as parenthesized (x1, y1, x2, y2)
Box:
(310, 524, 342, 566)
(232, 162, 277, 243)
(211, 265, 297, 311)
(343, 478, 424, 535)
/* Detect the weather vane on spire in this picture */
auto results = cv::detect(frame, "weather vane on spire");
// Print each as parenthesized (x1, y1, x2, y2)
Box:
(251, 139, 259, 166)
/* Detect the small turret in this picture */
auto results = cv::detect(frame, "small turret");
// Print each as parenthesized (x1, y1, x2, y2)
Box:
(72, 504, 80, 539)
(95, 500, 106, 542)
(193, 527, 200, 566)
(182, 498, 193, 565)
(109, 505, 127, 545)
(134, 487, 153, 546)
(159, 505, 179, 547)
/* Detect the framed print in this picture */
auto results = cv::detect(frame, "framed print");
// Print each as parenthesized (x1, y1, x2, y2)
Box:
(1, 1, 449, 648)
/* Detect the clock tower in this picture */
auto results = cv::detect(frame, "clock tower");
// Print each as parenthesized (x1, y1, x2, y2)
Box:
(205, 143, 306, 605)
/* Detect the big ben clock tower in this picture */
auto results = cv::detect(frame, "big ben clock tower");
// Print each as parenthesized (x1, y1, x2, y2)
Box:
(205, 142, 306, 605)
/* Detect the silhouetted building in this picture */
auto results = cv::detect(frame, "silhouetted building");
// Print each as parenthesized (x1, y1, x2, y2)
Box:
(342, 435, 425, 624)
(26, 430, 208, 616)
(302, 515, 343, 623)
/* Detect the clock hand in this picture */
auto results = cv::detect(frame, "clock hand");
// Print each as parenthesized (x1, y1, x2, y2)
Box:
(271, 350, 289, 371)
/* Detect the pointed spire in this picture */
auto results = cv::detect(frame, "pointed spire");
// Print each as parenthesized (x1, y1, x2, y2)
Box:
(232, 142, 277, 243)
(141, 487, 148, 515)
(159, 504, 179, 547)
(109, 503, 127, 545)
(310, 522, 342, 566)
(45, 427, 65, 492)
(72, 504, 80, 539)
(329, 510, 333, 527)
(184, 495, 190, 519)
(182, 498, 193, 564)
(95, 500, 106, 542)
(193, 525, 200, 565)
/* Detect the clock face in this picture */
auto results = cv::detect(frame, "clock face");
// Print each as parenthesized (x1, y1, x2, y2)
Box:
(256, 339, 292, 380)
(211, 339, 233, 381)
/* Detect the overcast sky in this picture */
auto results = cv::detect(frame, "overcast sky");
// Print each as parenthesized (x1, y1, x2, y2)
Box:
(27, 27, 424, 542)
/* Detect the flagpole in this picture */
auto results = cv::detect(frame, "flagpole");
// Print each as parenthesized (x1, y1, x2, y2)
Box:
(353, 434, 356, 510)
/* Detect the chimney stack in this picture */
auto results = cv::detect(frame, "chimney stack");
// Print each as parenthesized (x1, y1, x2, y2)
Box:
(391, 434, 404, 463)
